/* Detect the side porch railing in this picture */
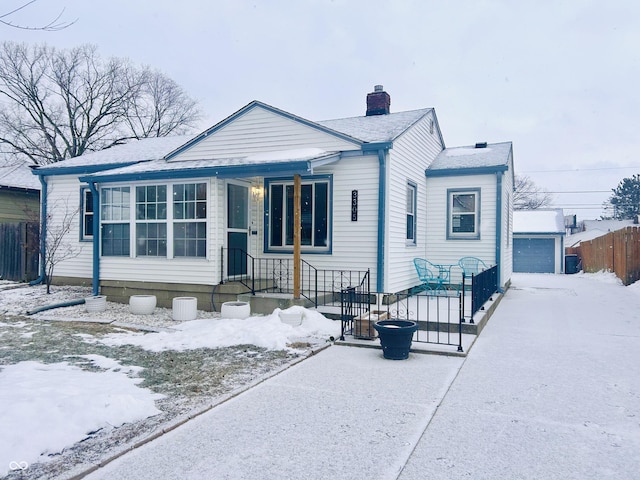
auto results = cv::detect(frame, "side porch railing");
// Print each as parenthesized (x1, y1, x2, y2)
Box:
(468, 264, 499, 321)
(339, 266, 500, 352)
(341, 288, 464, 352)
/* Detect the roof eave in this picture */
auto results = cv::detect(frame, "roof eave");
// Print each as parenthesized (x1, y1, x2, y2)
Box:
(33, 162, 139, 177)
(79, 160, 314, 184)
(514, 231, 566, 236)
(425, 165, 509, 177)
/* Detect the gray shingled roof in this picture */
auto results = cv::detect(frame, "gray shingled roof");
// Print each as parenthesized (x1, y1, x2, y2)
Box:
(428, 141, 512, 171)
(317, 108, 432, 143)
(0, 158, 40, 190)
(36, 136, 193, 171)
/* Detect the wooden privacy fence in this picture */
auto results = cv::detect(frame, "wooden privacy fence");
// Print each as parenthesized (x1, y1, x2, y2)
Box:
(0, 222, 39, 282)
(567, 226, 640, 286)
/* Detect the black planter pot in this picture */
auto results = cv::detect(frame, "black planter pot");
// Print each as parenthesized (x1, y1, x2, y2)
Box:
(373, 320, 418, 360)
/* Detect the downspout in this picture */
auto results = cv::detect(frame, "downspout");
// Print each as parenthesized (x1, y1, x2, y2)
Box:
(560, 233, 565, 274)
(88, 181, 100, 296)
(495, 171, 503, 292)
(29, 174, 47, 286)
(376, 149, 387, 293)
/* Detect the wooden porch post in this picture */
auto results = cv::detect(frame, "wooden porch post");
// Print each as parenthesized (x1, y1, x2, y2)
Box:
(293, 174, 301, 299)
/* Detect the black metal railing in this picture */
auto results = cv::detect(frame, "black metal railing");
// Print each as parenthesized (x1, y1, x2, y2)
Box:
(469, 264, 499, 321)
(341, 288, 464, 352)
(222, 247, 370, 308)
(339, 272, 372, 340)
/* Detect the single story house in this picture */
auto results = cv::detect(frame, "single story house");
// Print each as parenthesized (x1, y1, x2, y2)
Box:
(513, 208, 565, 273)
(33, 86, 514, 307)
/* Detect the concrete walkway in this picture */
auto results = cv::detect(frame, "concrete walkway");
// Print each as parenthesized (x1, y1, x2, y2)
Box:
(83, 273, 640, 479)
(84, 345, 465, 480)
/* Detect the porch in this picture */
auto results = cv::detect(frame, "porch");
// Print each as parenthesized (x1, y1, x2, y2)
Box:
(221, 248, 502, 356)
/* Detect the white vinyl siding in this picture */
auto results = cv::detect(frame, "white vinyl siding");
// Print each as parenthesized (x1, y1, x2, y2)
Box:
(425, 174, 497, 284)
(386, 111, 444, 292)
(42, 175, 93, 280)
(168, 107, 360, 161)
(499, 154, 514, 286)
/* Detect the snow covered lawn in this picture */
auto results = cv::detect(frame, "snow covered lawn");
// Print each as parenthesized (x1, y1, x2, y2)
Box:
(0, 284, 339, 479)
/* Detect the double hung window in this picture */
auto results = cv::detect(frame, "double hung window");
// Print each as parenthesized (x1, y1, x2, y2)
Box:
(80, 187, 94, 241)
(173, 183, 207, 257)
(135, 185, 167, 257)
(448, 188, 480, 239)
(101, 187, 131, 256)
(406, 182, 417, 244)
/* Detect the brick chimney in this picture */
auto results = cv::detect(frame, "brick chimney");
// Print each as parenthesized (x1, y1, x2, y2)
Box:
(366, 85, 390, 116)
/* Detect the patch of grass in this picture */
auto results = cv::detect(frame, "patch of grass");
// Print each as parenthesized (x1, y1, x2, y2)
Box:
(0, 315, 302, 480)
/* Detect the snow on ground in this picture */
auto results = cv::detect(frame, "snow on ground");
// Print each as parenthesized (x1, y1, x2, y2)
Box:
(80, 271, 640, 480)
(0, 283, 340, 478)
(96, 306, 340, 352)
(0, 356, 163, 476)
(2, 272, 638, 478)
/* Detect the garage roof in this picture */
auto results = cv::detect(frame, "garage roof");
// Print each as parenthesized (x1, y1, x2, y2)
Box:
(514, 209, 565, 234)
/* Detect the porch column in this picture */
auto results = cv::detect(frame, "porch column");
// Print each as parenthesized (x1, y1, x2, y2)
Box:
(293, 174, 301, 299)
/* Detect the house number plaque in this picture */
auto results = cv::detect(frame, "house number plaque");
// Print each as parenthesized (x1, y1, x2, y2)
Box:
(351, 190, 358, 221)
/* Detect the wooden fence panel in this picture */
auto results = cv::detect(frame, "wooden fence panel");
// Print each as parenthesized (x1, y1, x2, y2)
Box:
(0, 222, 39, 282)
(577, 226, 640, 286)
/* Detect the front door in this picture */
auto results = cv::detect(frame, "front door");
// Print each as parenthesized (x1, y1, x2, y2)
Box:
(227, 182, 249, 277)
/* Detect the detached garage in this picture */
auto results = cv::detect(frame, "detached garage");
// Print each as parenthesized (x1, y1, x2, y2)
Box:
(513, 209, 565, 273)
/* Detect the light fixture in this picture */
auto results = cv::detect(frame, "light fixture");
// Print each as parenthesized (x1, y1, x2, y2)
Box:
(251, 185, 264, 202)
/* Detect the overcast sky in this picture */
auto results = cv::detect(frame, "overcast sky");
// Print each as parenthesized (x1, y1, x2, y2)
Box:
(3, 0, 639, 220)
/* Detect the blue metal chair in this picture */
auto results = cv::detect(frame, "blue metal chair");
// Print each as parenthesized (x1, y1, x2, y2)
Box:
(457, 257, 488, 291)
(458, 256, 488, 276)
(413, 258, 450, 294)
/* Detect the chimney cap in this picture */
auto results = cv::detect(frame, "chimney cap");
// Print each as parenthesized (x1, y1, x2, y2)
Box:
(374, 85, 384, 92)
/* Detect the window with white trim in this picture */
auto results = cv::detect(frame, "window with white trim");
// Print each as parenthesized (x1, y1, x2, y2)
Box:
(173, 183, 207, 257)
(99, 182, 208, 258)
(136, 185, 167, 256)
(406, 182, 417, 244)
(267, 176, 330, 252)
(448, 188, 480, 239)
(80, 187, 94, 241)
(101, 187, 131, 256)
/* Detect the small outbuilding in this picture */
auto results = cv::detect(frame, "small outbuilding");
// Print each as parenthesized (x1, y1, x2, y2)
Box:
(513, 209, 565, 273)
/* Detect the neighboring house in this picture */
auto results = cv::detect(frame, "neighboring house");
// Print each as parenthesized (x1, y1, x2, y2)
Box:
(566, 219, 635, 248)
(0, 157, 40, 223)
(33, 86, 514, 306)
(0, 157, 41, 281)
(513, 209, 565, 273)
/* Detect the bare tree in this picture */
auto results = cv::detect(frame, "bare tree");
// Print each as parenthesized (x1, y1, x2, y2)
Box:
(513, 174, 554, 210)
(123, 68, 201, 138)
(0, 42, 201, 165)
(22, 191, 80, 294)
(1, 0, 76, 31)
